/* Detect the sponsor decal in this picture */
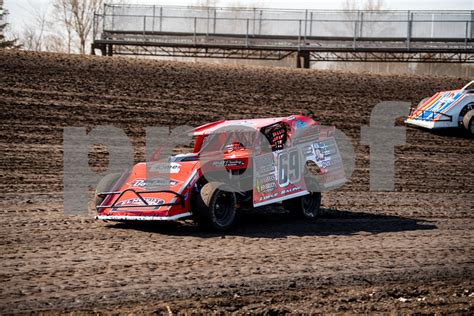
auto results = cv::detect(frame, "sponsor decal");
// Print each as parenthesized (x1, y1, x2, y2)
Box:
(294, 120, 307, 129)
(212, 159, 245, 167)
(303, 145, 314, 157)
(236, 121, 255, 125)
(149, 162, 181, 174)
(116, 197, 164, 206)
(258, 192, 279, 202)
(262, 122, 288, 151)
(281, 185, 302, 195)
(254, 153, 275, 176)
(258, 174, 276, 184)
(258, 184, 302, 202)
(131, 178, 178, 188)
(256, 174, 277, 193)
(312, 140, 342, 169)
(270, 128, 285, 145)
(258, 182, 276, 193)
(313, 141, 331, 166)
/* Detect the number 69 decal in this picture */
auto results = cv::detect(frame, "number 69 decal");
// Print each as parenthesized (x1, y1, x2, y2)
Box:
(277, 149, 301, 187)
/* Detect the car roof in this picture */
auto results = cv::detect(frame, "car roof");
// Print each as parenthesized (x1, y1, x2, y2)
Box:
(193, 117, 289, 136)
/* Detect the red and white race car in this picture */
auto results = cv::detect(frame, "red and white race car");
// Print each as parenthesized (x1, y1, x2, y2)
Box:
(95, 115, 346, 230)
(405, 81, 474, 135)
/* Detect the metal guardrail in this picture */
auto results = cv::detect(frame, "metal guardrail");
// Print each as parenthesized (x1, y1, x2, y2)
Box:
(94, 5, 473, 45)
(91, 5, 474, 63)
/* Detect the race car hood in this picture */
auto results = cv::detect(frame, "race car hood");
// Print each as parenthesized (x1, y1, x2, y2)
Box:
(97, 161, 199, 219)
(407, 89, 467, 121)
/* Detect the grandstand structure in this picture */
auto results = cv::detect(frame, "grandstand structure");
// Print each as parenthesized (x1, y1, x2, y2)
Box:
(91, 4, 474, 68)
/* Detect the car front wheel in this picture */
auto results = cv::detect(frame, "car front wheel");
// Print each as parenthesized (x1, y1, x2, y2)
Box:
(94, 173, 122, 208)
(462, 110, 474, 136)
(192, 182, 237, 231)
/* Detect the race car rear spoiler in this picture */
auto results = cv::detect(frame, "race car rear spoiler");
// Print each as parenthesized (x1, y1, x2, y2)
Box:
(96, 188, 185, 210)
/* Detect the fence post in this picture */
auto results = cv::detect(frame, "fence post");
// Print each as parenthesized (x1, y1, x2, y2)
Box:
(298, 20, 301, 48)
(259, 10, 262, 35)
(353, 19, 358, 49)
(159, 7, 163, 32)
(466, 20, 469, 49)
(194, 17, 197, 45)
(310, 12, 313, 36)
(430, 13, 434, 38)
(253, 8, 256, 36)
(359, 11, 364, 37)
(407, 11, 412, 50)
(143, 15, 146, 37)
(471, 11, 474, 40)
(304, 9, 308, 43)
(246, 18, 249, 47)
(206, 7, 209, 36)
(213, 8, 216, 34)
(152, 5, 155, 32)
(111, 5, 115, 31)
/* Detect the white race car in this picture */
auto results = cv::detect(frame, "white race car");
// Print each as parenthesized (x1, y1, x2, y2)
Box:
(405, 81, 474, 135)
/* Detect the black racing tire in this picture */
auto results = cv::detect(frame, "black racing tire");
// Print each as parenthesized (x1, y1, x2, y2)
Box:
(94, 173, 122, 207)
(283, 175, 322, 219)
(192, 182, 237, 231)
(283, 191, 322, 219)
(462, 110, 474, 136)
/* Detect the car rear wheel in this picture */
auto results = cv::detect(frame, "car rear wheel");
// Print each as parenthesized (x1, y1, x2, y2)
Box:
(192, 182, 237, 231)
(283, 191, 322, 219)
(94, 173, 122, 207)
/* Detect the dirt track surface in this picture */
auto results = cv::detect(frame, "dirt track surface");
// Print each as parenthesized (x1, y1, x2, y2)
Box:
(0, 51, 473, 313)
